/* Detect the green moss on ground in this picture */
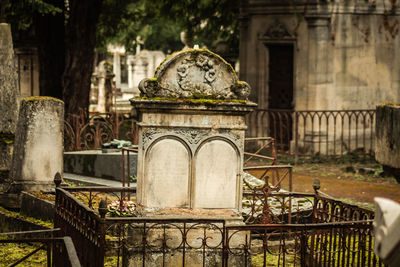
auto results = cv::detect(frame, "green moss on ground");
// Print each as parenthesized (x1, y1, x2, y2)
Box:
(0, 206, 53, 229)
(0, 239, 47, 266)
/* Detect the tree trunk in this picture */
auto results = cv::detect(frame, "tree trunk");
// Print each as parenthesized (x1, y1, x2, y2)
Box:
(62, 0, 103, 116)
(35, 0, 65, 99)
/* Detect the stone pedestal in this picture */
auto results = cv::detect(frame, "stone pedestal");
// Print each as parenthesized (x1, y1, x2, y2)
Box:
(132, 100, 255, 211)
(0, 23, 19, 175)
(8, 97, 64, 192)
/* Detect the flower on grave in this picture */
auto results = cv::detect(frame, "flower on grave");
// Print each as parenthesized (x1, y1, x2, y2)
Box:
(107, 200, 137, 217)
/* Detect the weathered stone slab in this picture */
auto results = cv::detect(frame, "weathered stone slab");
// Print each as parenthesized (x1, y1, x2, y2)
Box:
(375, 104, 400, 180)
(20, 191, 55, 222)
(8, 97, 64, 192)
(64, 150, 137, 182)
(0, 23, 19, 172)
(194, 139, 239, 208)
(143, 138, 190, 207)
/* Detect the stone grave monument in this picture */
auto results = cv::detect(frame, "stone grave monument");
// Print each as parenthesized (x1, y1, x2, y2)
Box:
(0, 23, 19, 178)
(128, 49, 256, 265)
(131, 49, 256, 212)
(8, 97, 64, 193)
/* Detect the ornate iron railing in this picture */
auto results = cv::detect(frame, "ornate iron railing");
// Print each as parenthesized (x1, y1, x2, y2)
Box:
(64, 110, 138, 151)
(54, 184, 383, 266)
(54, 188, 107, 267)
(224, 221, 381, 267)
(64, 109, 376, 162)
(245, 109, 376, 162)
(0, 229, 81, 267)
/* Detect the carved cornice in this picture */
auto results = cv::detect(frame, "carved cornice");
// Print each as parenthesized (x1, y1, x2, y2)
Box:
(258, 20, 296, 40)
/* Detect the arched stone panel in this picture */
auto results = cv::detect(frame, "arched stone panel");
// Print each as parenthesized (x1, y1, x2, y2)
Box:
(194, 139, 239, 209)
(144, 137, 190, 207)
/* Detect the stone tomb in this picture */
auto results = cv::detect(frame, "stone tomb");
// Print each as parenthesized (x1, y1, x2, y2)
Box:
(131, 49, 256, 211)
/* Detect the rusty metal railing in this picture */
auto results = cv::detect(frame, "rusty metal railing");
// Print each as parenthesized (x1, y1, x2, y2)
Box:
(0, 229, 81, 267)
(64, 109, 138, 151)
(54, 182, 384, 266)
(224, 220, 382, 267)
(245, 109, 376, 162)
(64, 109, 375, 162)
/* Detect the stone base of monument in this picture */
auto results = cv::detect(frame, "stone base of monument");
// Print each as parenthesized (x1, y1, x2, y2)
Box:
(114, 209, 248, 267)
(0, 181, 55, 209)
(64, 150, 137, 182)
(0, 193, 20, 209)
(5, 181, 54, 193)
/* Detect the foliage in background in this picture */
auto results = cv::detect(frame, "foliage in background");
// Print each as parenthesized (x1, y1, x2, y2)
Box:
(97, 0, 240, 59)
(4, 0, 241, 115)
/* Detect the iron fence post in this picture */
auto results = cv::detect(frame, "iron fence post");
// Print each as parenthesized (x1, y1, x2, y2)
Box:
(294, 111, 299, 164)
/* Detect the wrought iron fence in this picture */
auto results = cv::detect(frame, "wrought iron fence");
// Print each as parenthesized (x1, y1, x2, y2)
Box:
(64, 110, 138, 151)
(0, 228, 81, 267)
(224, 221, 380, 267)
(64, 108, 376, 162)
(245, 109, 376, 162)
(54, 184, 384, 266)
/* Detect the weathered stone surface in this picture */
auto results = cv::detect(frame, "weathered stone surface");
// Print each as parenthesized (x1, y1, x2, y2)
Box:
(144, 138, 190, 207)
(134, 104, 255, 211)
(374, 197, 400, 266)
(139, 49, 250, 100)
(9, 97, 64, 191)
(0, 23, 19, 171)
(375, 104, 400, 180)
(133, 49, 256, 212)
(20, 191, 55, 221)
(64, 150, 137, 182)
(194, 139, 239, 208)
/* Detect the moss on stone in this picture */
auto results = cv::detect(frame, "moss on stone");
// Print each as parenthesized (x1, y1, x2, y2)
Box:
(135, 96, 248, 105)
(23, 96, 64, 103)
(378, 102, 400, 107)
(0, 132, 14, 145)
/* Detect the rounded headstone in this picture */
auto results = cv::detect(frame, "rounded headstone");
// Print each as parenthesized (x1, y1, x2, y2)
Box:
(139, 49, 250, 100)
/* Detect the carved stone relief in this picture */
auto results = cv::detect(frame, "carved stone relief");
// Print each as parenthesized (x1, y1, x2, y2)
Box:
(141, 127, 242, 155)
(139, 49, 251, 100)
(259, 20, 294, 39)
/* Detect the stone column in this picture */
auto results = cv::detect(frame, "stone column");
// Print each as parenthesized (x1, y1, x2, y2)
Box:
(8, 97, 64, 192)
(97, 61, 114, 113)
(0, 23, 19, 176)
(305, 15, 332, 109)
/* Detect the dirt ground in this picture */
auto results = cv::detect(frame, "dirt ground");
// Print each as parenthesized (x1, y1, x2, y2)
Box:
(289, 163, 400, 209)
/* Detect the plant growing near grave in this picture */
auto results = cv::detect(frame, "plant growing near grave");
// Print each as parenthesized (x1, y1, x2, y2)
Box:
(107, 200, 137, 217)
